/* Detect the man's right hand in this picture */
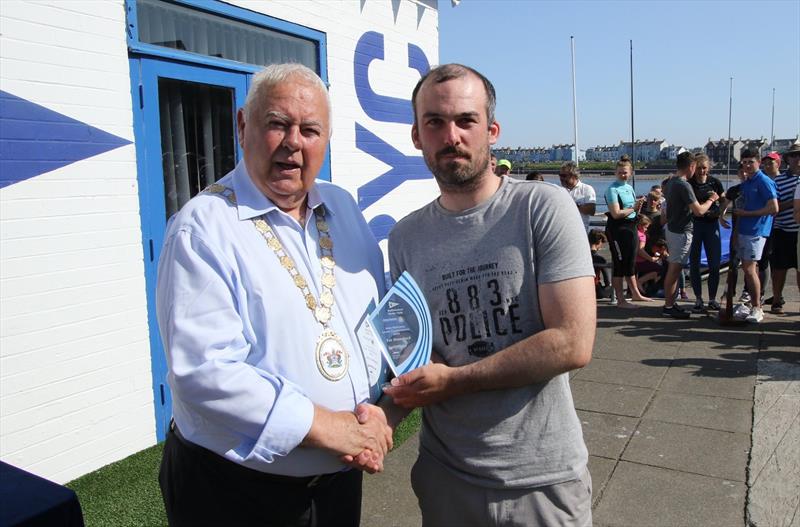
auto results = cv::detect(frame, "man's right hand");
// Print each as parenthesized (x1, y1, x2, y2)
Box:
(302, 404, 392, 473)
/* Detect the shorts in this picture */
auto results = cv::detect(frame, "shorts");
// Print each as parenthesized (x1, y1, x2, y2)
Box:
(737, 234, 768, 262)
(768, 228, 798, 269)
(665, 229, 692, 265)
(411, 450, 592, 527)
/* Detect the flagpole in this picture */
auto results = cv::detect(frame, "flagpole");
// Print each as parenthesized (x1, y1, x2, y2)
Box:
(770, 87, 775, 149)
(630, 39, 636, 193)
(726, 77, 733, 186)
(570, 36, 579, 167)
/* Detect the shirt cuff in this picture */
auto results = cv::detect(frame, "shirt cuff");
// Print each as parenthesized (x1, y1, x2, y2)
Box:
(254, 388, 315, 459)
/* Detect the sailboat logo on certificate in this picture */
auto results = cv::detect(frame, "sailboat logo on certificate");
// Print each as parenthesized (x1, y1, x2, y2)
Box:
(368, 272, 432, 376)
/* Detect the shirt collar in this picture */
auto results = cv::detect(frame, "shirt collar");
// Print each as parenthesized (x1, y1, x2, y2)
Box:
(231, 160, 331, 221)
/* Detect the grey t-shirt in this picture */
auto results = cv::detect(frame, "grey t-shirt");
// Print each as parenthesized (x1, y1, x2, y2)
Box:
(664, 176, 697, 234)
(388, 177, 594, 489)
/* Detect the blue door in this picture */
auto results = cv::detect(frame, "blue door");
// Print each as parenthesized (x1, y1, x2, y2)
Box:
(130, 58, 247, 440)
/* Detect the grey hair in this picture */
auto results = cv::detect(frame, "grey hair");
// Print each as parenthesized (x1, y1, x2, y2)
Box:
(560, 161, 580, 178)
(411, 63, 497, 127)
(244, 63, 331, 129)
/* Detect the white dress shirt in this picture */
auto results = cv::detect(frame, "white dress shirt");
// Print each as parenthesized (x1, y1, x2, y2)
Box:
(156, 161, 386, 476)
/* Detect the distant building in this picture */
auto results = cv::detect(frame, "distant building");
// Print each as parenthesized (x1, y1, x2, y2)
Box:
(618, 139, 669, 162)
(661, 145, 687, 160)
(492, 144, 584, 163)
(586, 145, 620, 162)
(767, 136, 800, 154)
(705, 138, 745, 166)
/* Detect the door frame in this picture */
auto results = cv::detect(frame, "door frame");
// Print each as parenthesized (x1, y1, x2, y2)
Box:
(129, 57, 248, 440)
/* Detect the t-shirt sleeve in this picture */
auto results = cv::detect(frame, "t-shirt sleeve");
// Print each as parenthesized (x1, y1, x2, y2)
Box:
(604, 185, 616, 208)
(763, 178, 778, 200)
(682, 180, 697, 204)
(532, 188, 595, 284)
(586, 185, 597, 204)
(794, 182, 800, 200)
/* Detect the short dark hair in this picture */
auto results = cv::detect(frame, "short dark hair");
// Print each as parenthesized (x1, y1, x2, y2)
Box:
(526, 171, 543, 181)
(588, 229, 607, 245)
(740, 148, 759, 159)
(411, 64, 496, 126)
(676, 151, 695, 170)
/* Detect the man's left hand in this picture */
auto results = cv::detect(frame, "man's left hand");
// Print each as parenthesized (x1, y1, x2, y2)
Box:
(339, 403, 392, 473)
(382, 363, 460, 408)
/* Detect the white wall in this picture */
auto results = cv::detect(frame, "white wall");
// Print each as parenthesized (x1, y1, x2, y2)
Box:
(0, 0, 439, 484)
(0, 1, 153, 484)
(241, 0, 441, 259)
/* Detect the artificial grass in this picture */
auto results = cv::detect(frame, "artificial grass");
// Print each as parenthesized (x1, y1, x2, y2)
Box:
(66, 443, 167, 527)
(66, 411, 421, 526)
(393, 407, 421, 448)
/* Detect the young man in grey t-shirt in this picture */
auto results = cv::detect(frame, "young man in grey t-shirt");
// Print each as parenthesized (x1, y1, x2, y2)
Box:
(384, 64, 595, 526)
(661, 152, 718, 319)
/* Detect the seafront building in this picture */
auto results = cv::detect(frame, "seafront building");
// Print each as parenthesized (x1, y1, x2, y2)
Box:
(0, 0, 441, 484)
(497, 136, 798, 167)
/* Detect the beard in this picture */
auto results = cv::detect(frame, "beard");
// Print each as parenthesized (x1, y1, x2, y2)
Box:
(423, 145, 490, 191)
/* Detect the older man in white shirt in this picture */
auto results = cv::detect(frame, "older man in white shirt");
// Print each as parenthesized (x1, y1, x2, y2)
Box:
(559, 161, 597, 232)
(156, 63, 392, 526)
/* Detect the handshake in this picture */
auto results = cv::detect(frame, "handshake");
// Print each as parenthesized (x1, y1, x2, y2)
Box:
(303, 403, 394, 474)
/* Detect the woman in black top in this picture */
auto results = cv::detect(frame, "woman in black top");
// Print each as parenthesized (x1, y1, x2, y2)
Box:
(688, 154, 725, 312)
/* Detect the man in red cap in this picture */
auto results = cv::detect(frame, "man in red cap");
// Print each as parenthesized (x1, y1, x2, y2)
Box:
(768, 145, 800, 313)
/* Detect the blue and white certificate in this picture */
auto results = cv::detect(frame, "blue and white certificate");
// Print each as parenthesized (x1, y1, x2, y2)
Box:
(368, 272, 432, 377)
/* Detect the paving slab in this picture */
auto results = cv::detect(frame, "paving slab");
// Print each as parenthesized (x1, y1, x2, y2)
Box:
(577, 410, 638, 460)
(747, 414, 800, 527)
(659, 364, 756, 400)
(571, 379, 654, 418)
(592, 339, 677, 362)
(622, 419, 749, 482)
(644, 391, 753, 433)
(672, 345, 760, 370)
(747, 329, 800, 527)
(573, 357, 667, 389)
(592, 461, 746, 527)
(587, 455, 616, 507)
(361, 434, 421, 527)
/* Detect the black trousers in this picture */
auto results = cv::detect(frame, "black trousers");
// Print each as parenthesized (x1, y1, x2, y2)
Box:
(159, 429, 362, 527)
(606, 221, 637, 277)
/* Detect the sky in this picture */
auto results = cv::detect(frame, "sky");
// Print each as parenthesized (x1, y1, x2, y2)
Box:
(437, 0, 800, 151)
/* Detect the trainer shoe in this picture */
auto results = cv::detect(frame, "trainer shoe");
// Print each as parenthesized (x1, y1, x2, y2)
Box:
(733, 304, 751, 320)
(770, 298, 785, 315)
(707, 300, 721, 311)
(738, 291, 751, 304)
(662, 305, 691, 319)
(746, 307, 764, 323)
(680, 290, 689, 300)
(692, 300, 706, 313)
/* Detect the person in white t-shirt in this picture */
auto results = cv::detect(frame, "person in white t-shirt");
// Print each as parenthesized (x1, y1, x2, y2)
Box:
(559, 161, 596, 232)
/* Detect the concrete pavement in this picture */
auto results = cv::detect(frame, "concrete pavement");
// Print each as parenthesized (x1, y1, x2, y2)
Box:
(362, 270, 799, 526)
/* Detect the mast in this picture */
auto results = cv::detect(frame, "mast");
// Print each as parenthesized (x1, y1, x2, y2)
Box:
(570, 36, 579, 167)
(726, 77, 733, 185)
(770, 87, 775, 149)
(630, 39, 636, 193)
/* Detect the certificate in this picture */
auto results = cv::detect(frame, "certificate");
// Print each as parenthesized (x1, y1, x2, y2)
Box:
(368, 272, 432, 377)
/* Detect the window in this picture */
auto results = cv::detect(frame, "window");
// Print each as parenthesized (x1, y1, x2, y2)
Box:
(135, 0, 318, 70)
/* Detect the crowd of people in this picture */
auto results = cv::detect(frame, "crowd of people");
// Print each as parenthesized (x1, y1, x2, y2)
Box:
(557, 146, 799, 322)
